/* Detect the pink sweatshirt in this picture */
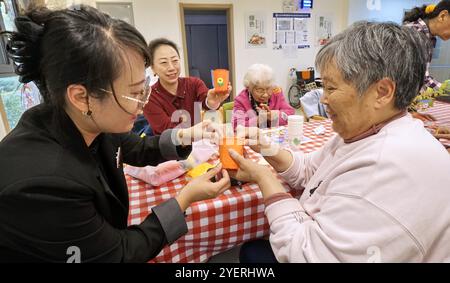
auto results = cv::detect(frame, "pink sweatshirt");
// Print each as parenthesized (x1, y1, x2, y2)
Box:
(232, 88, 295, 129)
(266, 115, 450, 262)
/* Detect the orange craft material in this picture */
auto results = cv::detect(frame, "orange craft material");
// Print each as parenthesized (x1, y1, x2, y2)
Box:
(212, 69, 229, 93)
(219, 137, 244, 170)
(301, 70, 312, 80)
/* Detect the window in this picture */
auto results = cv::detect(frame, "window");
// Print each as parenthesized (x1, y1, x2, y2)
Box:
(0, 0, 41, 132)
(0, 0, 17, 74)
(0, 77, 41, 129)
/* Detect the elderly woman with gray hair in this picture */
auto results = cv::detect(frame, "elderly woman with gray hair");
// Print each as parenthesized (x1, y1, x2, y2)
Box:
(232, 64, 295, 129)
(229, 21, 450, 263)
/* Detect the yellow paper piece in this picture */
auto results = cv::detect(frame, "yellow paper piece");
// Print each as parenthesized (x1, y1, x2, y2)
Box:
(187, 163, 217, 178)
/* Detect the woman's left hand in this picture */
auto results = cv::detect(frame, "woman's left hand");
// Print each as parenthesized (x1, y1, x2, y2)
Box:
(207, 83, 232, 109)
(176, 164, 231, 211)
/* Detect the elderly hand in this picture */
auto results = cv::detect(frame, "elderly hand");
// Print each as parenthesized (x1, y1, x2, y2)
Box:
(177, 120, 223, 145)
(257, 104, 278, 121)
(207, 83, 232, 109)
(176, 164, 231, 210)
(433, 126, 450, 140)
(227, 149, 271, 183)
(235, 125, 280, 156)
(228, 149, 287, 199)
(411, 112, 436, 122)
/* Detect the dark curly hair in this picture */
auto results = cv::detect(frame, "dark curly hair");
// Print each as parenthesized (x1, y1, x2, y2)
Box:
(1, 4, 150, 109)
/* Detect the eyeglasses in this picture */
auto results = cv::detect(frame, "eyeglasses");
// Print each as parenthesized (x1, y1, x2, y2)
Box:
(253, 87, 273, 95)
(99, 76, 152, 115)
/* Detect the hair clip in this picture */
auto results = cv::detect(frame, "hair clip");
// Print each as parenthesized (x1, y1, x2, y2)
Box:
(425, 4, 436, 14)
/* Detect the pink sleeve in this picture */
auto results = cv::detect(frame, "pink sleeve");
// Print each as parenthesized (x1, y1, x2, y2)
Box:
(278, 136, 337, 190)
(232, 97, 258, 129)
(266, 194, 421, 262)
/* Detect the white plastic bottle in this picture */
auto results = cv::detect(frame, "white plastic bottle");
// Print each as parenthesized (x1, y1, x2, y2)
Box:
(287, 115, 304, 146)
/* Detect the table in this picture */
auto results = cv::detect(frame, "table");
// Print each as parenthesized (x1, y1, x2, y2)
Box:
(419, 101, 450, 147)
(126, 120, 335, 263)
(126, 101, 450, 263)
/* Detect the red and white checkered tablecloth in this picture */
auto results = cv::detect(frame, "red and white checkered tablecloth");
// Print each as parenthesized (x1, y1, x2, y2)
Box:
(419, 101, 450, 147)
(126, 102, 450, 263)
(126, 120, 334, 263)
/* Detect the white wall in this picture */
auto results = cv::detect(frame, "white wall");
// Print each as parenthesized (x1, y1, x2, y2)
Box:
(347, 0, 449, 81)
(92, 0, 349, 94)
(347, 0, 433, 25)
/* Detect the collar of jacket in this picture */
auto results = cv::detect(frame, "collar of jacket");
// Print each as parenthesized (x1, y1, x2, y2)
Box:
(153, 78, 187, 100)
(344, 111, 407, 144)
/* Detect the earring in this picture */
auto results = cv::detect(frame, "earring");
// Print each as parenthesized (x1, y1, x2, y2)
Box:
(82, 110, 92, 116)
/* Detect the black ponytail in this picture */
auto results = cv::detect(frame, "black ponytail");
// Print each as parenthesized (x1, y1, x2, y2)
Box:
(1, 5, 150, 109)
(2, 7, 50, 101)
(403, 0, 450, 23)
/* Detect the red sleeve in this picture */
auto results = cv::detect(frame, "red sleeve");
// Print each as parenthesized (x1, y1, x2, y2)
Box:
(143, 96, 179, 135)
(191, 77, 210, 109)
(264, 193, 294, 207)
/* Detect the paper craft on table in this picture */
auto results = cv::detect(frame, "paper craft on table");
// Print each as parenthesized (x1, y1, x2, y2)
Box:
(313, 125, 326, 135)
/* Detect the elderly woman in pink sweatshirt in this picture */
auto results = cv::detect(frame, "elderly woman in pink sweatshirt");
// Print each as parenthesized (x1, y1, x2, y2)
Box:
(229, 22, 450, 263)
(232, 64, 295, 129)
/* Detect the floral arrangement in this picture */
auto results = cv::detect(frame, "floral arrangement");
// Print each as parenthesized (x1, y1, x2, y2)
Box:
(409, 80, 450, 112)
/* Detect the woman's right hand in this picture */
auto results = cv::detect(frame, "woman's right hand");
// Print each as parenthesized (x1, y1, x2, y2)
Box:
(178, 120, 223, 145)
(235, 125, 280, 156)
(411, 112, 436, 122)
(176, 164, 231, 211)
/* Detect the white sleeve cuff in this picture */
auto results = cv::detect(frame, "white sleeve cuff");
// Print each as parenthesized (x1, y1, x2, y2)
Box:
(205, 96, 219, 110)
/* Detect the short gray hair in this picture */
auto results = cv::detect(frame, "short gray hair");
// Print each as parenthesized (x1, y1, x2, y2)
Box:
(243, 64, 275, 88)
(315, 21, 429, 109)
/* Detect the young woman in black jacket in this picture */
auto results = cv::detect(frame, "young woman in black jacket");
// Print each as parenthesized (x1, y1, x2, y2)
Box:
(0, 4, 230, 262)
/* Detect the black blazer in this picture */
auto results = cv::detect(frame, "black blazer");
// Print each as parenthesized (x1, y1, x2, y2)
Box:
(0, 104, 191, 262)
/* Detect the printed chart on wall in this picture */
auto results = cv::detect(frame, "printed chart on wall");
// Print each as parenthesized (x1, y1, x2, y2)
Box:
(245, 12, 267, 48)
(272, 13, 311, 53)
(315, 15, 333, 46)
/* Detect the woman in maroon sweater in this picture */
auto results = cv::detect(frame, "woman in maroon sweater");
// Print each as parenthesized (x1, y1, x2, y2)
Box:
(144, 38, 231, 135)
